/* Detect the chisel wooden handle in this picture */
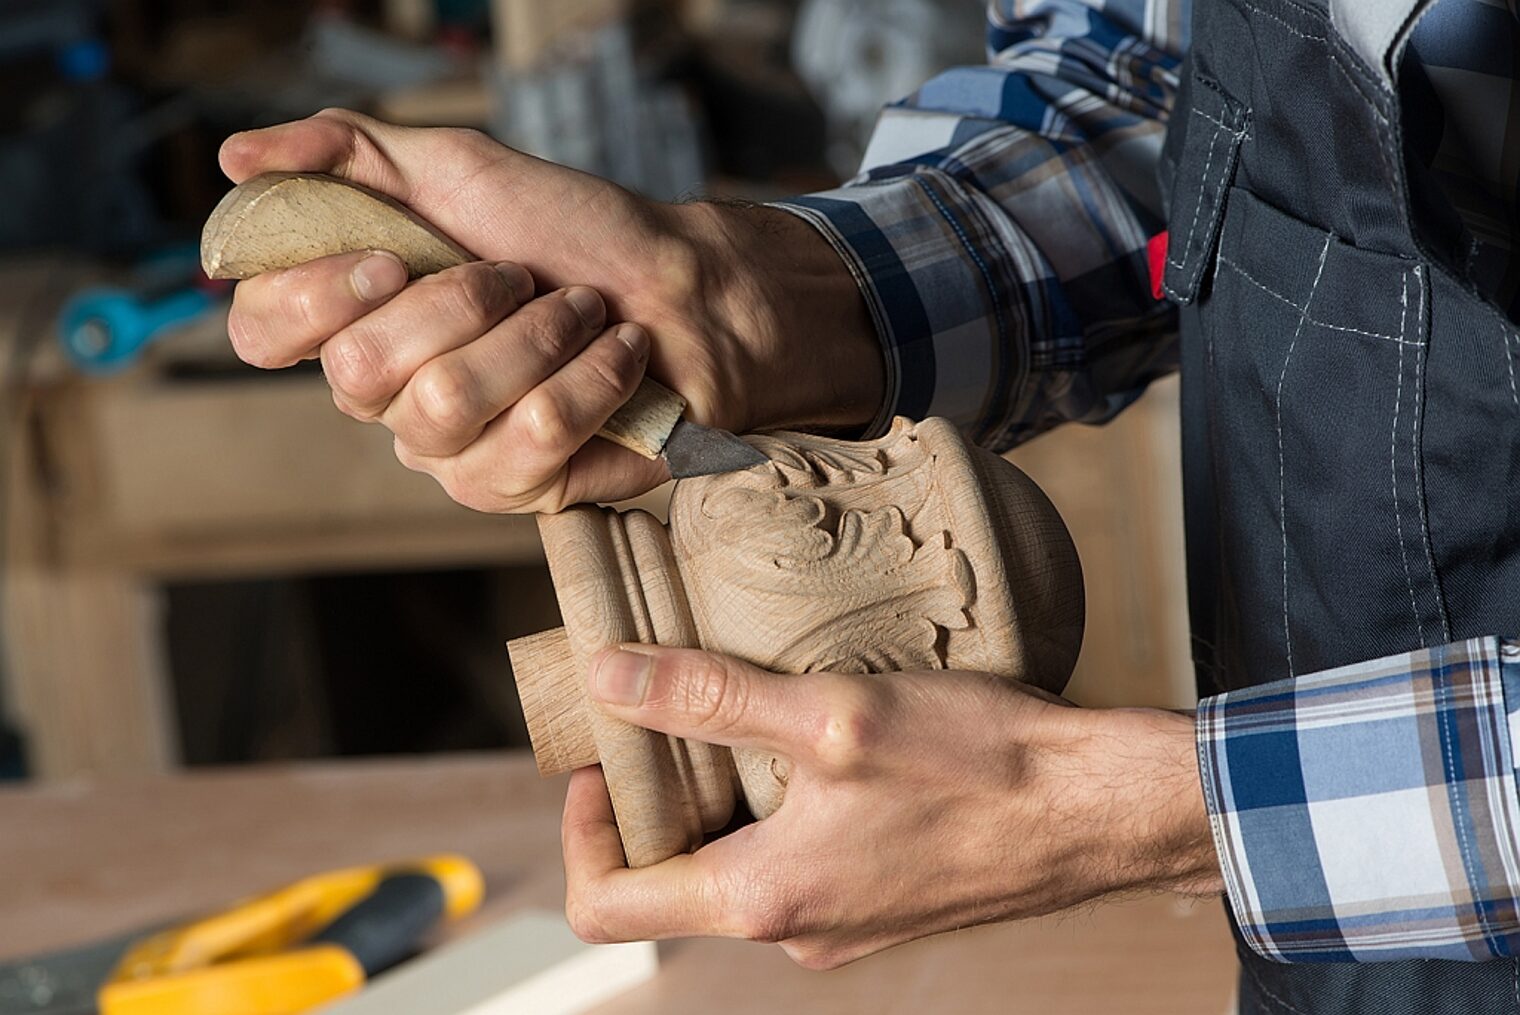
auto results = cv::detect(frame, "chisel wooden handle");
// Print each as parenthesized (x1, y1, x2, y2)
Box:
(202, 171, 685, 460)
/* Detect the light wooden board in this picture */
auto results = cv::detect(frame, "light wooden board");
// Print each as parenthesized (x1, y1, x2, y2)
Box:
(318, 911, 657, 1015)
(0, 754, 1238, 1015)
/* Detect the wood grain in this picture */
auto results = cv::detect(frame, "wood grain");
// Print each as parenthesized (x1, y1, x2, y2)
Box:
(202, 173, 474, 280)
(509, 627, 597, 776)
(537, 508, 703, 867)
(512, 417, 1084, 862)
(597, 378, 686, 461)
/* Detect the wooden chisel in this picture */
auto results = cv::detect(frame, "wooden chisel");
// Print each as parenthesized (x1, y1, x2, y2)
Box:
(201, 172, 768, 480)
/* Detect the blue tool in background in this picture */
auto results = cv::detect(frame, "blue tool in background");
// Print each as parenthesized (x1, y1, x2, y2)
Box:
(57, 245, 229, 373)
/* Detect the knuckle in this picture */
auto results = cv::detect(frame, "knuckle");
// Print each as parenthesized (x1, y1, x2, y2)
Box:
(438, 263, 510, 329)
(783, 942, 846, 971)
(729, 890, 797, 944)
(225, 308, 274, 367)
(440, 477, 493, 513)
(411, 359, 478, 436)
(391, 435, 424, 472)
(442, 126, 490, 151)
(439, 470, 527, 514)
(707, 858, 799, 943)
(438, 127, 506, 173)
(519, 305, 581, 365)
(323, 330, 388, 403)
(742, 908, 791, 945)
(811, 684, 881, 774)
(563, 892, 614, 944)
(673, 657, 748, 734)
(585, 342, 638, 401)
(282, 283, 324, 338)
(707, 850, 822, 949)
(516, 389, 574, 457)
(330, 386, 373, 422)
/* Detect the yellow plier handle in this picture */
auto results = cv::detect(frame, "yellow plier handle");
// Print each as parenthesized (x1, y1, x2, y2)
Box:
(100, 854, 483, 1015)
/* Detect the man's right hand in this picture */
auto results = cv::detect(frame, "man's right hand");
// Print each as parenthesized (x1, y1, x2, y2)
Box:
(221, 109, 882, 513)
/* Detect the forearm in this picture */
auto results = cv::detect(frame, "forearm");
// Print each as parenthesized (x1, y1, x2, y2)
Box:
(1058, 705, 1224, 900)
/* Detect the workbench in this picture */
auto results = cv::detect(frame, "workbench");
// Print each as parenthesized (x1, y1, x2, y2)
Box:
(0, 259, 552, 779)
(0, 752, 1239, 1014)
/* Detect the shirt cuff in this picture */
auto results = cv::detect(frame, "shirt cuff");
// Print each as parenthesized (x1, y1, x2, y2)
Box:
(1197, 636, 1520, 962)
(771, 169, 1023, 443)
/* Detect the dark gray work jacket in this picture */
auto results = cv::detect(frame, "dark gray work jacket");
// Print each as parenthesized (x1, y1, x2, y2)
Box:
(1160, 0, 1520, 1010)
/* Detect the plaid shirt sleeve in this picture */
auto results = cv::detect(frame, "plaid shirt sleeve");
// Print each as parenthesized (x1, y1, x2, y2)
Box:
(772, 0, 1187, 451)
(772, 0, 1520, 969)
(1198, 637, 1520, 962)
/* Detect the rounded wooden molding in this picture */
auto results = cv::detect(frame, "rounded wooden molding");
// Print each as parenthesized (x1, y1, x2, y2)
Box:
(507, 417, 1083, 867)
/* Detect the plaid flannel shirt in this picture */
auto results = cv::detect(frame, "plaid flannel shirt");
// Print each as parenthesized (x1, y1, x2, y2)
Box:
(776, 0, 1520, 964)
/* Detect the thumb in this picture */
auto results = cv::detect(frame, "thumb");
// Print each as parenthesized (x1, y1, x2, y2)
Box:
(587, 645, 821, 754)
(218, 109, 497, 216)
(220, 108, 389, 185)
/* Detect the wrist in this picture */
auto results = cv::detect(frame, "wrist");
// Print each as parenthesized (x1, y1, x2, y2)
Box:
(667, 200, 885, 433)
(1068, 707, 1225, 898)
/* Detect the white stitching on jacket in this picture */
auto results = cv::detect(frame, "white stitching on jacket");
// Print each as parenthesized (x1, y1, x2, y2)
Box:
(1275, 235, 1334, 678)
(1504, 319, 1519, 410)
(1410, 267, 1451, 642)
(1216, 255, 1419, 345)
(1392, 270, 1426, 646)
(1167, 117, 1225, 272)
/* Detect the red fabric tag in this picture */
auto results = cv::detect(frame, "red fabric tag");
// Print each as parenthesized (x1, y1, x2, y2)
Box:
(1146, 230, 1169, 301)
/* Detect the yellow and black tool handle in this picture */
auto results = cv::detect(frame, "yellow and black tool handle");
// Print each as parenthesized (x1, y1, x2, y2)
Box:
(99, 855, 483, 1015)
(309, 871, 445, 977)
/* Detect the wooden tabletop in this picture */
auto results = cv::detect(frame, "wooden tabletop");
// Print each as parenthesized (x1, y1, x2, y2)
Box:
(0, 753, 1238, 1014)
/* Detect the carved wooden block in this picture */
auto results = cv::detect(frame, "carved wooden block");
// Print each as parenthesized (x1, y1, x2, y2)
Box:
(508, 417, 1084, 867)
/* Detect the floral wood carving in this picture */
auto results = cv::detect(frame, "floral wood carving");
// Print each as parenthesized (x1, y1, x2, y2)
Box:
(689, 488, 974, 674)
(507, 417, 1084, 868)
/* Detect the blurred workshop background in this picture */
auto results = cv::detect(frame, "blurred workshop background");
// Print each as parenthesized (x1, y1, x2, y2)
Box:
(0, 0, 1189, 785)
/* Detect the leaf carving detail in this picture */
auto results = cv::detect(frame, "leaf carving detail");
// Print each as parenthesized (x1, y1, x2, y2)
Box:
(699, 486, 974, 673)
(749, 436, 890, 488)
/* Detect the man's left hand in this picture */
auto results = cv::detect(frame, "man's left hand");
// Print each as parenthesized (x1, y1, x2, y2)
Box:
(561, 645, 1224, 969)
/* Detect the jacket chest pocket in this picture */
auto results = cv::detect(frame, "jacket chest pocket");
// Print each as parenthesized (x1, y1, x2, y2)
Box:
(1161, 75, 1249, 305)
(1167, 78, 1445, 679)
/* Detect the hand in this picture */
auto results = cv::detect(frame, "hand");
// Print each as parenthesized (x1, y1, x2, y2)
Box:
(220, 109, 882, 512)
(561, 645, 1223, 969)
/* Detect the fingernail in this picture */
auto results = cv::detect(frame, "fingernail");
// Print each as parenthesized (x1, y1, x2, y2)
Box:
(351, 251, 407, 302)
(617, 323, 649, 362)
(592, 649, 651, 706)
(495, 262, 534, 303)
(563, 286, 605, 329)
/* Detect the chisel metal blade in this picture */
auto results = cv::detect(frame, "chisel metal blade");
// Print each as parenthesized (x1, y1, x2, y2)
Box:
(0, 923, 164, 1015)
(662, 420, 769, 479)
